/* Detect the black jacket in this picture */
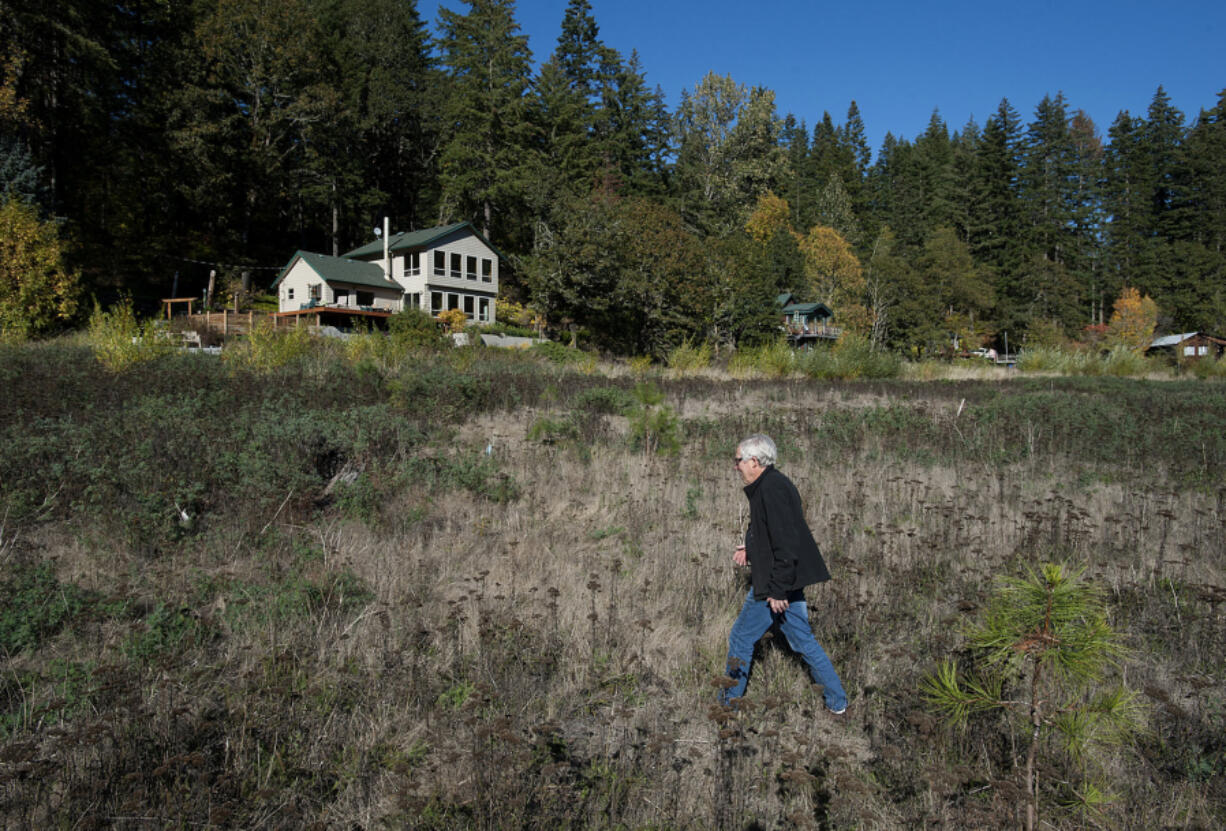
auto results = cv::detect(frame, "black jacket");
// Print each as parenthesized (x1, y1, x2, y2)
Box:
(743, 465, 831, 600)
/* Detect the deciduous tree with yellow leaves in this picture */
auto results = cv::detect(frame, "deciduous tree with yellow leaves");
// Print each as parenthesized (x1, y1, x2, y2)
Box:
(1106, 286, 1158, 352)
(798, 224, 871, 334)
(0, 197, 79, 342)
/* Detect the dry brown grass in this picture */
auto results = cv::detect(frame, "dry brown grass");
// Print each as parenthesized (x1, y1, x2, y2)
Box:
(3, 374, 1224, 829)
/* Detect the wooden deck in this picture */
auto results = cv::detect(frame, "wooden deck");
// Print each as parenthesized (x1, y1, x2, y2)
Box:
(269, 306, 393, 329)
(786, 324, 842, 343)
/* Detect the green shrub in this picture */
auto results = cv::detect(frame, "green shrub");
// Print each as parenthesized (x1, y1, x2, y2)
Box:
(573, 386, 635, 416)
(1100, 345, 1154, 377)
(403, 453, 520, 503)
(531, 340, 585, 365)
(728, 340, 794, 378)
(472, 321, 536, 338)
(389, 307, 448, 351)
(628, 382, 680, 455)
(0, 562, 86, 652)
(122, 603, 203, 663)
(1188, 356, 1226, 379)
(1017, 344, 1066, 372)
(527, 416, 579, 444)
(87, 298, 172, 371)
(798, 334, 901, 380)
(226, 320, 314, 371)
(1019, 345, 1158, 378)
(666, 340, 713, 372)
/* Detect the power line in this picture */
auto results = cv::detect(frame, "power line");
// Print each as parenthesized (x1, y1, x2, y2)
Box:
(167, 254, 285, 271)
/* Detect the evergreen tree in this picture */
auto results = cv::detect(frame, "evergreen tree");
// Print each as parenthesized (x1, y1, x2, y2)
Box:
(918, 225, 995, 349)
(842, 100, 872, 178)
(532, 0, 604, 202)
(529, 55, 595, 210)
(1015, 93, 1088, 331)
(1182, 91, 1226, 258)
(168, 0, 339, 266)
(554, 0, 602, 100)
(1019, 93, 1075, 267)
(913, 110, 957, 236)
(1101, 110, 1147, 298)
(597, 49, 670, 196)
(779, 115, 809, 228)
(924, 563, 1144, 831)
(814, 172, 860, 246)
(803, 110, 858, 229)
(948, 116, 981, 244)
(317, 0, 440, 244)
(1067, 110, 1107, 325)
(1107, 88, 1186, 307)
(437, 0, 536, 247)
(971, 98, 1025, 332)
(0, 135, 47, 209)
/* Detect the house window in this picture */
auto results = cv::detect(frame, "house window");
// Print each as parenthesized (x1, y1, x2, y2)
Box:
(404, 292, 420, 310)
(309, 284, 322, 301)
(463, 295, 474, 318)
(356, 290, 374, 307)
(466, 256, 477, 280)
(1185, 346, 1196, 356)
(431, 291, 442, 314)
(434, 251, 446, 276)
(450, 253, 462, 279)
(447, 293, 459, 310)
(407, 252, 421, 276)
(481, 259, 492, 282)
(478, 298, 490, 322)
(287, 288, 295, 300)
(334, 289, 350, 306)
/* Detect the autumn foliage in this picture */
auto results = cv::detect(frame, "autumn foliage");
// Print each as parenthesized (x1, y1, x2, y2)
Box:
(0, 197, 79, 342)
(1106, 287, 1158, 352)
(743, 192, 793, 244)
(437, 307, 469, 334)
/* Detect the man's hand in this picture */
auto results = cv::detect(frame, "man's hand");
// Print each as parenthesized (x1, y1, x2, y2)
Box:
(768, 597, 789, 613)
(733, 545, 747, 567)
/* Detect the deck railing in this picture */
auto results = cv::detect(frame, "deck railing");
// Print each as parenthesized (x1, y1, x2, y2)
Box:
(785, 324, 842, 339)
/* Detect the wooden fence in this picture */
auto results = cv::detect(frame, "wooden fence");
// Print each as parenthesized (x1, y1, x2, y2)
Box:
(184, 310, 268, 336)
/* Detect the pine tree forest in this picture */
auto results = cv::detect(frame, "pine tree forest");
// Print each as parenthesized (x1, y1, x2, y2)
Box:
(3, 0, 1225, 356)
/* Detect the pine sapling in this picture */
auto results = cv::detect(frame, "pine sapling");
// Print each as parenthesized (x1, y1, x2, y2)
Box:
(922, 561, 1145, 831)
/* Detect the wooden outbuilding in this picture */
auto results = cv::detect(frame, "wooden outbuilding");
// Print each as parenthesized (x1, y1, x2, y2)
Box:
(1147, 331, 1226, 360)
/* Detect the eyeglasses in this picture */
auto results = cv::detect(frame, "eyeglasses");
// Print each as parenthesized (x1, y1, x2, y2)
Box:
(733, 456, 745, 465)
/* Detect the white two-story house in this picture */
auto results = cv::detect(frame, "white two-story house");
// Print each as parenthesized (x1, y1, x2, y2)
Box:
(273, 221, 501, 326)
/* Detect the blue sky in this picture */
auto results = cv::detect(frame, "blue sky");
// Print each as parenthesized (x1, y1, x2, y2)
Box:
(432, 0, 1225, 160)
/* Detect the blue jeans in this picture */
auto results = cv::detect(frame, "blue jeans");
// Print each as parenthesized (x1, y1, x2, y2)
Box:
(722, 588, 847, 711)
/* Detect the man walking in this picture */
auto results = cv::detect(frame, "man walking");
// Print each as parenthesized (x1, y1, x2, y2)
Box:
(721, 434, 848, 714)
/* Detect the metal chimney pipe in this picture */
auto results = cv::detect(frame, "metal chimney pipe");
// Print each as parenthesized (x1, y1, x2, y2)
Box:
(383, 216, 391, 280)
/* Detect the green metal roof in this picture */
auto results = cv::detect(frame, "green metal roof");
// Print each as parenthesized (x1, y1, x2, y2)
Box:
(342, 221, 505, 261)
(273, 250, 401, 291)
(782, 301, 833, 317)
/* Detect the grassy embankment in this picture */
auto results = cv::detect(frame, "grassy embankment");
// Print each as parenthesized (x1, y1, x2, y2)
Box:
(1, 335, 1224, 829)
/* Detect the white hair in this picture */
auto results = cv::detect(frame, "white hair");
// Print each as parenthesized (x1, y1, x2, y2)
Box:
(738, 434, 777, 467)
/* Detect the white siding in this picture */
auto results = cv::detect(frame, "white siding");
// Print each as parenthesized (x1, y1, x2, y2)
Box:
(277, 260, 326, 312)
(390, 228, 498, 322)
(278, 258, 403, 312)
